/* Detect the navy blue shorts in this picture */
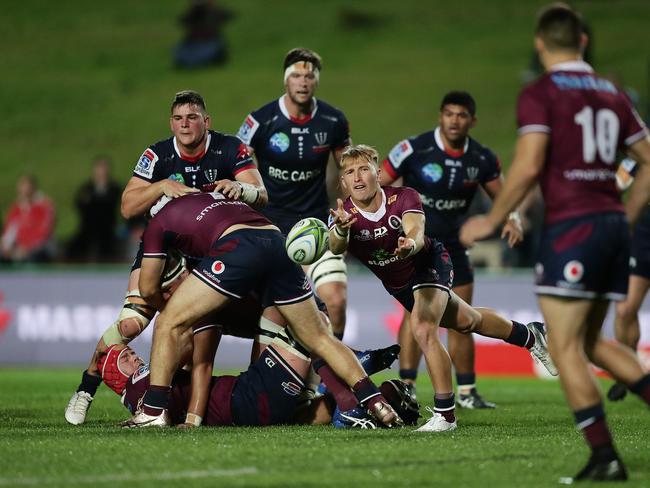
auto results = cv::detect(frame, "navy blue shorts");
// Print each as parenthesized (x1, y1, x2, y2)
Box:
(131, 241, 144, 272)
(631, 207, 650, 280)
(231, 346, 305, 426)
(441, 237, 473, 287)
(390, 239, 454, 312)
(192, 229, 313, 307)
(535, 212, 629, 301)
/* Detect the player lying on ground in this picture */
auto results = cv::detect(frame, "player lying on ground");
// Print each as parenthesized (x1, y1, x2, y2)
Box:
(329, 144, 557, 433)
(97, 333, 415, 428)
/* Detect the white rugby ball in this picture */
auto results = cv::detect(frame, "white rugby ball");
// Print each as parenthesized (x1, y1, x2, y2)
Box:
(285, 218, 330, 265)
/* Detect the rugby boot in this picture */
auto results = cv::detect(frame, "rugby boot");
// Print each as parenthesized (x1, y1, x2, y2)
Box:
(606, 382, 628, 402)
(559, 456, 627, 484)
(65, 391, 93, 425)
(332, 406, 377, 429)
(414, 407, 457, 433)
(457, 388, 496, 409)
(367, 398, 404, 428)
(526, 322, 558, 376)
(355, 344, 401, 376)
(120, 409, 171, 428)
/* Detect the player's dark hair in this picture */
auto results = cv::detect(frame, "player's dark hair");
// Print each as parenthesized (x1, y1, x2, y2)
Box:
(440, 91, 476, 116)
(283, 48, 322, 71)
(536, 3, 583, 51)
(171, 90, 207, 114)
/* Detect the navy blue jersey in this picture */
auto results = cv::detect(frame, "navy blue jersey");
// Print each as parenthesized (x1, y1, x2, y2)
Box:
(133, 130, 256, 191)
(383, 128, 501, 240)
(237, 97, 350, 222)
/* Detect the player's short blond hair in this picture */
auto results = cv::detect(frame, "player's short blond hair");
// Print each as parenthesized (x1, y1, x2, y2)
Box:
(339, 144, 379, 169)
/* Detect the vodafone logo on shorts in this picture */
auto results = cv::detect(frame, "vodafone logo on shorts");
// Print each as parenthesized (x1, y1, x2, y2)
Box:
(211, 261, 226, 275)
(563, 260, 584, 283)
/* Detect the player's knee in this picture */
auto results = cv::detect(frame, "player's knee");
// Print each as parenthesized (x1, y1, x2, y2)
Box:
(455, 308, 482, 334)
(410, 318, 439, 346)
(616, 301, 636, 324)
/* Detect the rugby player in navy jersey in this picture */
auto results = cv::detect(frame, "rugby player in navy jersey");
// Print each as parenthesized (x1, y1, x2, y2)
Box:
(461, 4, 650, 481)
(606, 158, 650, 402)
(236, 48, 351, 340)
(329, 145, 555, 433)
(120, 191, 401, 428)
(65, 90, 267, 425)
(381, 91, 524, 409)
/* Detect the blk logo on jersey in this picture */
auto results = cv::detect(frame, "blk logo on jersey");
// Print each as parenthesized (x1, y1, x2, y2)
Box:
(422, 163, 443, 183)
(211, 261, 226, 275)
(563, 260, 584, 283)
(269, 132, 290, 153)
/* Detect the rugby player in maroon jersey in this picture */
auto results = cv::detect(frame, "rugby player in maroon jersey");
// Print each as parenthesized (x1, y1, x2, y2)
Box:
(329, 144, 556, 433)
(120, 191, 401, 428)
(461, 4, 650, 482)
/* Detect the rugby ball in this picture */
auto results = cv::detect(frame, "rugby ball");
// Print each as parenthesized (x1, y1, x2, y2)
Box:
(285, 218, 330, 265)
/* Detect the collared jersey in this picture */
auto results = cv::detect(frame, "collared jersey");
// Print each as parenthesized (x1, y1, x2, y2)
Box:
(517, 60, 648, 224)
(330, 186, 427, 291)
(132, 130, 256, 191)
(383, 128, 500, 240)
(237, 96, 350, 221)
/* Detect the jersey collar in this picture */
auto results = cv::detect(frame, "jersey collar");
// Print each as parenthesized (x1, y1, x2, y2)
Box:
(278, 96, 319, 124)
(351, 188, 387, 222)
(550, 60, 594, 73)
(173, 131, 212, 162)
(434, 127, 468, 157)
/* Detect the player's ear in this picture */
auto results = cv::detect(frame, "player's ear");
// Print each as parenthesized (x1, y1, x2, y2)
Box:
(340, 174, 348, 191)
(534, 36, 544, 55)
(470, 115, 477, 129)
(204, 114, 211, 129)
(579, 33, 589, 53)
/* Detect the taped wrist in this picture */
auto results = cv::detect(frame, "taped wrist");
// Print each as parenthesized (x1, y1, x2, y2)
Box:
(238, 182, 260, 205)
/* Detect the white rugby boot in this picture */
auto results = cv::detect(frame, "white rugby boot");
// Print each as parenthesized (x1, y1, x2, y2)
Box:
(414, 407, 457, 432)
(120, 409, 171, 428)
(65, 391, 93, 425)
(526, 322, 558, 376)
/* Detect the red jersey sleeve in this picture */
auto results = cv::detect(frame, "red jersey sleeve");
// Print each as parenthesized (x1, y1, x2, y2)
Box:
(517, 83, 551, 135)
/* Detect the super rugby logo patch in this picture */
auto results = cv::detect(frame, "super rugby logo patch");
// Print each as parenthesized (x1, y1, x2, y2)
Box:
(134, 148, 158, 179)
(237, 115, 259, 145)
(211, 261, 226, 275)
(563, 260, 584, 283)
(388, 140, 413, 168)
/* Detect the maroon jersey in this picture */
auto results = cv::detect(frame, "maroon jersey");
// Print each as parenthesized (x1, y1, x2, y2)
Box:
(333, 186, 426, 291)
(142, 192, 272, 259)
(122, 366, 237, 426)
(517, 61, 648, 224)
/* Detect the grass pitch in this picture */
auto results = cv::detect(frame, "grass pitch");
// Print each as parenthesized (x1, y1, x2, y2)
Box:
(1, 369, 649, 487)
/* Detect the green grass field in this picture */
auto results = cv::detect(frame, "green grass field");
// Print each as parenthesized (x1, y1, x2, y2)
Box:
(1, 369, 649, 487)
(2, 0, 649, 238)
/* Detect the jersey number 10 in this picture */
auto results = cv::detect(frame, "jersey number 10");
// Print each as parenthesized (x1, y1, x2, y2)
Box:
(574, 106, 620, 164)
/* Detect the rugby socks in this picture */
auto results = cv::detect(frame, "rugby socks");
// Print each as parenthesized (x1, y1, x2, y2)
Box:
(434, 393, 456, 423)
(77, 369, 102, 396)
(629, 373, 650, 406)
(352, 377, 384, 407)
(400, 368, 418, 382)
(312, 359, 358, 411)
(574, 404, 617, 462)
(142, 385, 171, 416)
(504, 321, 533, 349)
(456, 373, 475, 396)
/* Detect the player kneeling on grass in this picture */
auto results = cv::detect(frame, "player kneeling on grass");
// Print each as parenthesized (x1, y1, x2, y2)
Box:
(122, 190, 401, 428)
(329, 144, 557, 433)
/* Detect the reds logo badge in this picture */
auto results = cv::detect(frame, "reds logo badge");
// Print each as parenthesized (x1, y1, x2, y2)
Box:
(211, 261, 226, 275)
(563, 260, 584, 283)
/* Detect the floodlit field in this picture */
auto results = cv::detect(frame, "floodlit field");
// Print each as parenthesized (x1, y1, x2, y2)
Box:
(1, 369, 649, 487)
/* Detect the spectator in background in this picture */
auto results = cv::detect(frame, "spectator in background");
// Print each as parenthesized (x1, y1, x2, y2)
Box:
(66, 157, 122, 262)
(1, 174, 55, 263)
(173, 0, 233, 69)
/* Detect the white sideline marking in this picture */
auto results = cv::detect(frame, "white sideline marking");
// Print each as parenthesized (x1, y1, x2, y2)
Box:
(0, 467, 258, 486)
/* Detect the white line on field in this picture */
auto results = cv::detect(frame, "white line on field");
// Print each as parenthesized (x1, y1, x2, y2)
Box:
(0, 467, 258, 486)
